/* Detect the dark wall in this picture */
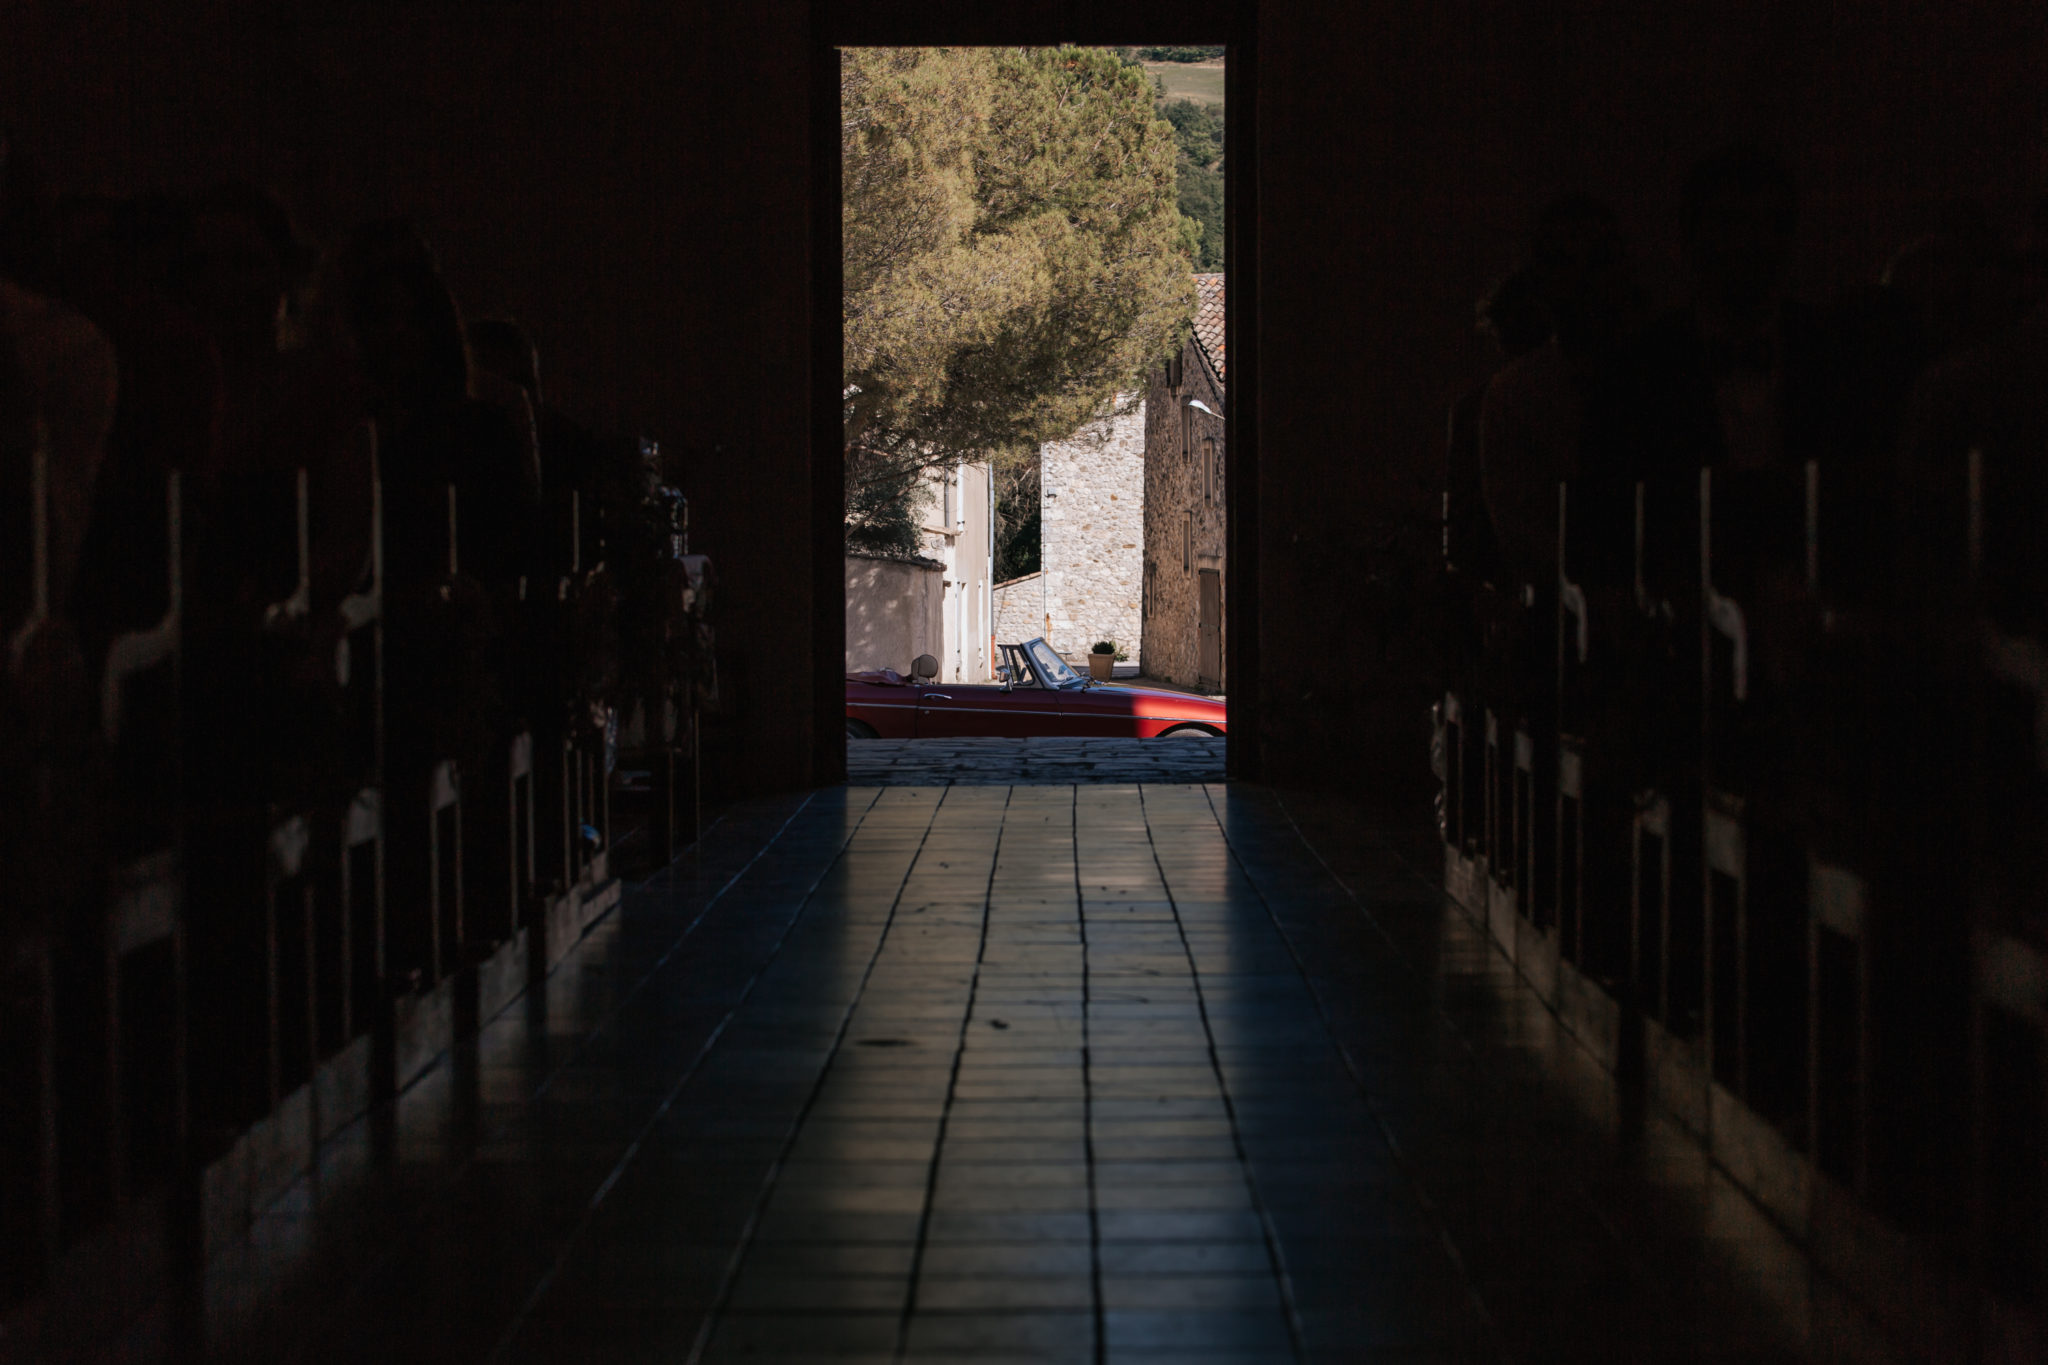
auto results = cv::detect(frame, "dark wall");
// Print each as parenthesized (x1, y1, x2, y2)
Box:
(4, 0, 818, 797)
(1252, 0, 2045, 803)
(8, 0, 2042, 802)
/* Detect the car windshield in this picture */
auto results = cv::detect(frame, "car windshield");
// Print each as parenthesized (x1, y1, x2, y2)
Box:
(1025, 639, 1083, 689)
(999, 646, 1036, 686)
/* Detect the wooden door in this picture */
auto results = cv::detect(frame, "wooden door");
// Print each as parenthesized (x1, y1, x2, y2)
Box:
(1198, 569, 1222, 691)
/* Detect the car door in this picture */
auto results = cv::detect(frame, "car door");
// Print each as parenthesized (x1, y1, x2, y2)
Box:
(915, 681, 1062, 736)
(846, 678, 918, 737)
(1052, 681, 1143, 737)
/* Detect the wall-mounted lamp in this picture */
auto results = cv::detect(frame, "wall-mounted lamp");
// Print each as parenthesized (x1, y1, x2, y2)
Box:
(1187, 399, 1222, 419)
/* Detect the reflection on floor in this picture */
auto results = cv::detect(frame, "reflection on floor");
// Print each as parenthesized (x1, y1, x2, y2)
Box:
(848, 736, 1226, 786)
(202, 784, 1872, 1364)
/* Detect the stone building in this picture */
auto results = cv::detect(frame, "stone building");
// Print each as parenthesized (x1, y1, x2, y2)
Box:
(991, 569, 1044, 645)
(1143, 272, 1226, 692)
(1026, 396, 1146, 660)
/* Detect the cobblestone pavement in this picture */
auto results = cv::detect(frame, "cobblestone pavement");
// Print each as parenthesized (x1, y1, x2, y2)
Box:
(847, 736, 1225, 786)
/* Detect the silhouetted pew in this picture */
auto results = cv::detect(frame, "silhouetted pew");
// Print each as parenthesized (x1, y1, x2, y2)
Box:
(1436, 392, 2048, 1348)
(1691, 463, 1812, 1181)
(1959, 438, 2048, 1320)
(1627, 470, 1705, 1109)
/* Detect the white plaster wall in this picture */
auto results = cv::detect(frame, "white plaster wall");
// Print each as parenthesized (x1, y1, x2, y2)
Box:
(1040, 396, 1145, 660)
(845, 554, 943, 675)
(910, 461, 994, 682)
(952, 461, 993, 682)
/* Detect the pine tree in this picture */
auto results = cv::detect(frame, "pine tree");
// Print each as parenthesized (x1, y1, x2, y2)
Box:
(842, 47, 1197, 553)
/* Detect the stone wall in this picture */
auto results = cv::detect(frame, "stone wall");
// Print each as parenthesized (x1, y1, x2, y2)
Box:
(1040, 397, 1145, 661)
(1142, 344, 1226, 690)
(992, 572, 1045, 646)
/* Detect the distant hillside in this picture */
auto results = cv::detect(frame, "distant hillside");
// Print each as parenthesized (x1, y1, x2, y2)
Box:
(1144, 61, 1224, 106)
(1158, 97, 1224, 270)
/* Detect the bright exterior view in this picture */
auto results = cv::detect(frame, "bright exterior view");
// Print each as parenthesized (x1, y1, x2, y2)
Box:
(839, 46, 1227, 766)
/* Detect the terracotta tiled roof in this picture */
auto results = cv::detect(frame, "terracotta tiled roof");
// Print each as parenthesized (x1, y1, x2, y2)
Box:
(1191, 272, 1225, 384)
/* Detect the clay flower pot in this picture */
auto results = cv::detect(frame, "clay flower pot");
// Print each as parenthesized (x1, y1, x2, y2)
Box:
(1088, 652, 1115, 681)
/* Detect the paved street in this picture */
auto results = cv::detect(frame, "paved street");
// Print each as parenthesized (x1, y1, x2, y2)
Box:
(848, 737, 1226, 786)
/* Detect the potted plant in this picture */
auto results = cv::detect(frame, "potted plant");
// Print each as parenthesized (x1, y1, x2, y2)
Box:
(1088, 640, 1117, 681)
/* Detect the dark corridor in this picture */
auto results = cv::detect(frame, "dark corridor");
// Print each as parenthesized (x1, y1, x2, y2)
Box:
(4, 1, 2048, 1361)
(194, 786, 1828, 1363)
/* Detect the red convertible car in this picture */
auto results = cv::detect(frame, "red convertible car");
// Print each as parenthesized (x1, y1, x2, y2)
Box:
(846, 638, 1227, 739)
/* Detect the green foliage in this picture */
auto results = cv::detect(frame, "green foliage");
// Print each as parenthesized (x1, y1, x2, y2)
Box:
(843, 445, 924, 559)
(1160, 99, 1225, 271)
(998, 506, 1041, 579)
(1178, 167, 1225, 270)
(1161, 98, 1223, 165)
(1136, 46, 1225, 62)
(993, 458, 1041, 581)
(842, 46, 1198, 548)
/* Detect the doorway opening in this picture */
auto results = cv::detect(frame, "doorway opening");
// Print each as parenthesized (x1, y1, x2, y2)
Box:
(821, 36, 1249, 786)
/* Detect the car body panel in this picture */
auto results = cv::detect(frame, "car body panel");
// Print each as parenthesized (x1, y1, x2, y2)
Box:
(845, 676, 920, 737)
(916, 683, 1060, 737)
(846, 639, 1226, 740)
